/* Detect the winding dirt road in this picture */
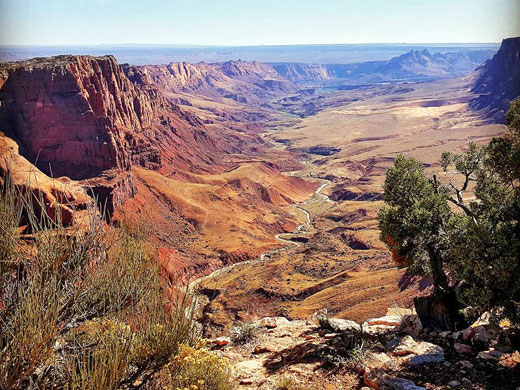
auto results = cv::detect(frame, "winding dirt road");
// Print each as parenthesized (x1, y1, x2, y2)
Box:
(189, 175, 335, 290)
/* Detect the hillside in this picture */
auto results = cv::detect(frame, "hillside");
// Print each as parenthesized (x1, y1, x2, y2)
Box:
(0, 54, 318, 278)
(470, 37, 520, 121)
(271, 49, 495, 83)
(124, 60, 295, 106)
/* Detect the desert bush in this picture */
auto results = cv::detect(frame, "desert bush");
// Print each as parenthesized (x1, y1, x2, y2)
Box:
(275, 375, 314, 390)
(155, 343, 234, 390)
(0, 177, 197, 389)
(230, 322, 259, 345)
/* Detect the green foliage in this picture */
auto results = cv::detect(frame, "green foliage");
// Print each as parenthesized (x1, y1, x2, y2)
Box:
(0, 180, 197, 389)
(378, 99, 520, 325)
(445, 101, 520, 324)
(378, 154, 452, 293)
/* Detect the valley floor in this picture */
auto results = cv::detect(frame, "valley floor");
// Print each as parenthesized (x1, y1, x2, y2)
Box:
(193, 76, 506, 336)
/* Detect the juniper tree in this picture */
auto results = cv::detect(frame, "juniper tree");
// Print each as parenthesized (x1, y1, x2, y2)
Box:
(378, 100, 520, 327)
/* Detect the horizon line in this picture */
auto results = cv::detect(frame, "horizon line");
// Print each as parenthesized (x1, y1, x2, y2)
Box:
(0, 41, 506, 48)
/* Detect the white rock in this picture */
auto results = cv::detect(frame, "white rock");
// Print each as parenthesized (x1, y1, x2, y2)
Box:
(259, 316, 289, 328)
(366, 315, 402, 327)
(327, 318, 361, 332)
(309, 308, 328, 325)
(393, 335, 445, 365)
(368, 352, 393, 368)
(386, 377, 427, 390)
(448, 380, 461, 387)
(364, 368, 426, 390)
(439, 331, 451, 338)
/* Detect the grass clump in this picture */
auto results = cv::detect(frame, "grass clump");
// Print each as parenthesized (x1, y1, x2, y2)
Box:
(0, 176, 197, 389)
(275, 375, 314, 390)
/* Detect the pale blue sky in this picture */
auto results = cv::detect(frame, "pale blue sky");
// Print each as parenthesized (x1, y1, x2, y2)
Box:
(1, 0, 519, 46)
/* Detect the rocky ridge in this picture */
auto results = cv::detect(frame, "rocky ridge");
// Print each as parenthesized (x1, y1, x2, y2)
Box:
(470, 37, 520, 121)
(208, 309, 520, 389)
(271, 49, 496, 83)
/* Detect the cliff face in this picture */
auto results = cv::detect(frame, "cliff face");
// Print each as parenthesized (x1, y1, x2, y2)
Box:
(470, 37, 520, 121)
(124, 60, 294, 105)
(0, 55, 159, 179)
(0, 55, 255, 216)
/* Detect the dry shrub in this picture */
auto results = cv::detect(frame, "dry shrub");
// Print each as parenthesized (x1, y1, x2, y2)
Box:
(230, 322, 259, 345)
(0, 176, 197, 390)
(275, 375, 315, 390)
(154, 343, 235, 390)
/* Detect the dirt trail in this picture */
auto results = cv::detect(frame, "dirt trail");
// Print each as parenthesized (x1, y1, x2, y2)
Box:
(189, 174, 335, 290)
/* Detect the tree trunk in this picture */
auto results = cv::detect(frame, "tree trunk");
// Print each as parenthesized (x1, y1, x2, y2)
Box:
(415, 245, 466, 330)
(426, 244, 450, 297)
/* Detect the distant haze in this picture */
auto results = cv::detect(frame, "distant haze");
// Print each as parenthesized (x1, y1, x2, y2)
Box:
(1, 0, 519, 47)
(0, 43, 501, 65)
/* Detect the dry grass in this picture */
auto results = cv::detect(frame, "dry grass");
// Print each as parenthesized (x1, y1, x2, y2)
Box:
(0, 175, 197, 389)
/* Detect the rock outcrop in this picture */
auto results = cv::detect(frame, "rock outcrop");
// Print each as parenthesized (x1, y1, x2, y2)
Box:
(470, 37, 520, 121)
(123, 60, 294, 105)
(0, 55, 271, 218)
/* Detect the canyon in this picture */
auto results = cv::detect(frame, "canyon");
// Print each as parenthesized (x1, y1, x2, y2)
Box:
(1, 37, 519, 339)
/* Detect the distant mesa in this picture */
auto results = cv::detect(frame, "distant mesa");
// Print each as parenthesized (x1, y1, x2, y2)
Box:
(271, 48, 496, 83)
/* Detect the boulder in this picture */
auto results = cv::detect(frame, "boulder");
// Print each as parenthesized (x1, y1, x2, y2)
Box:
(454, 343, 473, 355)
(259, 316, 289, 329)
(396, 314, 423, 338)
(367, 352, 393, 369)
(386, 378, 427, 390)
(366, 315, 402, 327)
(409, 353, 445, 366)
(328, 318, 361, 333)
(477, 349, 504, 361)
(461, 327, 474, 341)
(214, 337, 230, 347)
(499, 350, 520, 370)
(472, 325, 493, 344)
(393, 336, 418, 355)
(363, 368, 387, 389)
(364, 368, 426, 390)
(392, 335, 445, 365)
(309, 308, 328, 325)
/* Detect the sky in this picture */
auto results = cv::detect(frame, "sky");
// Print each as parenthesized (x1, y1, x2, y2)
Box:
(0, 0, 519, 46)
